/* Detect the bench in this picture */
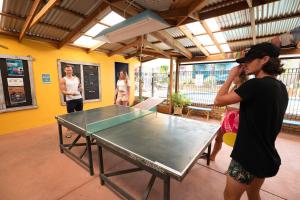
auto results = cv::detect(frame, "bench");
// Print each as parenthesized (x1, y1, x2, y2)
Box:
(187, 106, 212, 120)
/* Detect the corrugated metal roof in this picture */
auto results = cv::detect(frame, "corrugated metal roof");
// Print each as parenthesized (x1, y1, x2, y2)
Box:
(0, 0, 299, 57)
(257, 17, 300, 37)
(256, 0, 300, 20)
(134, 0, 171, 11)
(29, 24, 68, 41)
(41, 8, 84, 30)
(224, 27, 252, 41)
(217, 10, 249, 29)
(165, 27, 184, 38)
(60, 0, 103, 16)
(147, 34, 159, 43)
(154, 42, 171, 50)
(1, 16, 23, 33)
(2, 0, 32, 17)
(177, 38, 195, 47)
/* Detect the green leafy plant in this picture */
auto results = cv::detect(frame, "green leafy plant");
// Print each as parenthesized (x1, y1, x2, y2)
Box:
(171, 93, 191, 108)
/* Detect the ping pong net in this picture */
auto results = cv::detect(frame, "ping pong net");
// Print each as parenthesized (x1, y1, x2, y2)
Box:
(85, 109, 154, 135)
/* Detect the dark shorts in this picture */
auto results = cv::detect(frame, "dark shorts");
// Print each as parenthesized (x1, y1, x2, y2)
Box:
(227, 159, 255, 185)
(66, 99, 83, 113)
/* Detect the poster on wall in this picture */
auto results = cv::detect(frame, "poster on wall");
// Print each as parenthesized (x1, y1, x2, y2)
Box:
(8, 87, 26, 104)
(42, 74, 51, 84)
(7, 78, 24, 86)
(6, 59, 24, 76)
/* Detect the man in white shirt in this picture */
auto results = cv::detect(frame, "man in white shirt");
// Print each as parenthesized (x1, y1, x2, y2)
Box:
(59, 64, 83, 137)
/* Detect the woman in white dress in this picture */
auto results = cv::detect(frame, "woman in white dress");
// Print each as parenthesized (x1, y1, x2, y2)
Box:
(115, 70, 130, 106)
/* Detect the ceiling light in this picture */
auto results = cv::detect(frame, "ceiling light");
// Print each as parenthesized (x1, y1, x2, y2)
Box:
(95, 10, 169, 43)
(73, 36, 103, 48)
(205, 45, 220, 54)
(185, 21, 206, 35)
(196, 35, 214, 46)
(100, 11, 125, 26)
(86, 24, 108, 37)
(205, 18, 220, 32)
(213, 32, 227, 43)
(220, 44, 231, 52)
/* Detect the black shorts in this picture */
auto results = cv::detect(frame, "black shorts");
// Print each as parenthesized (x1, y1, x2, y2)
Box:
(66, 99, 83, 113)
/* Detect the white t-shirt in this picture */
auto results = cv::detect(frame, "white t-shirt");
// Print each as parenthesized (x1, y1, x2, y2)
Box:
(117, 79, 130, 92)
(64, 76, 82, 101)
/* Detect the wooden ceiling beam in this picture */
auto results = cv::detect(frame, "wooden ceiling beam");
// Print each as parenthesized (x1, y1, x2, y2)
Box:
(141, 57, 156, 63)
(151, 31, 192, 59)
(178, 25, 209, 56)
(177, 0, 208, 26)
(19, 0, 42, 41)
(200, 20, 224, 53)
(247, 0, 257, 45)
(158, 7, 188, 19)
(58, 2, 109, 48)
(29, 0, 61, 29)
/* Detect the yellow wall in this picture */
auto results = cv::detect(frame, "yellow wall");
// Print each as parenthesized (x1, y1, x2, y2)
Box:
(0, 35, 139, 135)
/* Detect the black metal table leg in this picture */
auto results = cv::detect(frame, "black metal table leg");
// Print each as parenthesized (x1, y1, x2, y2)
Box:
(207, 143, 211, 165)
(86, 136, 94, 176)
(58, 124, 64, 153)
(163, 176, 170, 200)
(98, 145, 104, 185)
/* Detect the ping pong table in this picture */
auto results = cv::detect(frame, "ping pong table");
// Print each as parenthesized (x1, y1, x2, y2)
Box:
(56, 105, 220, 199)
(55, 105, 151, 175)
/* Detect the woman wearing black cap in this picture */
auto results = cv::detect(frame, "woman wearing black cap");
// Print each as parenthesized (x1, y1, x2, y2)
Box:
(214, 42, 288, 200)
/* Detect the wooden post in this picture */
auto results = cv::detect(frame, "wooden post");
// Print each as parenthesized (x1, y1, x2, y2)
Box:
(169, 57, 174, 114)
(139, 62, 143, 100)
(175, 58, 180, 93)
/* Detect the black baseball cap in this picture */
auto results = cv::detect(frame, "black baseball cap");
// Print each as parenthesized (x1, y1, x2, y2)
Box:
(236, 42, 280, 63)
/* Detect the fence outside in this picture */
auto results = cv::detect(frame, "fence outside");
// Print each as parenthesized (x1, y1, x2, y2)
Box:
(135, 68, 300, 118)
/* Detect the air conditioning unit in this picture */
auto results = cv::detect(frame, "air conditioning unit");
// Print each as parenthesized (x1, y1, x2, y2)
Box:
(94, 10, 169, 43)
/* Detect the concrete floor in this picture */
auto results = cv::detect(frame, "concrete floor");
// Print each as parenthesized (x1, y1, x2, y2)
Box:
(0, 118, 299, 200)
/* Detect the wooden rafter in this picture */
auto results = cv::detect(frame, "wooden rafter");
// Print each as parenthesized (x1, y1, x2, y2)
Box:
(108, 38, 140, 57)
(151, 31, 192, 59)
(247, 0, 256, 45)
(200, 20, 224, 53)
(58, 2, 109, 48)
(177, 0, 208, 26)
(29, 0, 61, 29)
(19, 0, 42, 41)
(178, 25, 209, 56)
(158, 7, 188, 19)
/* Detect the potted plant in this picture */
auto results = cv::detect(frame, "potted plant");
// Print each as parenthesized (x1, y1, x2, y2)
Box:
(171, 93, 191, 115)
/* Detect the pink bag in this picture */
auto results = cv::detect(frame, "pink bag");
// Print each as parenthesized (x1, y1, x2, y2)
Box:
(221, 110, 239, 133)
